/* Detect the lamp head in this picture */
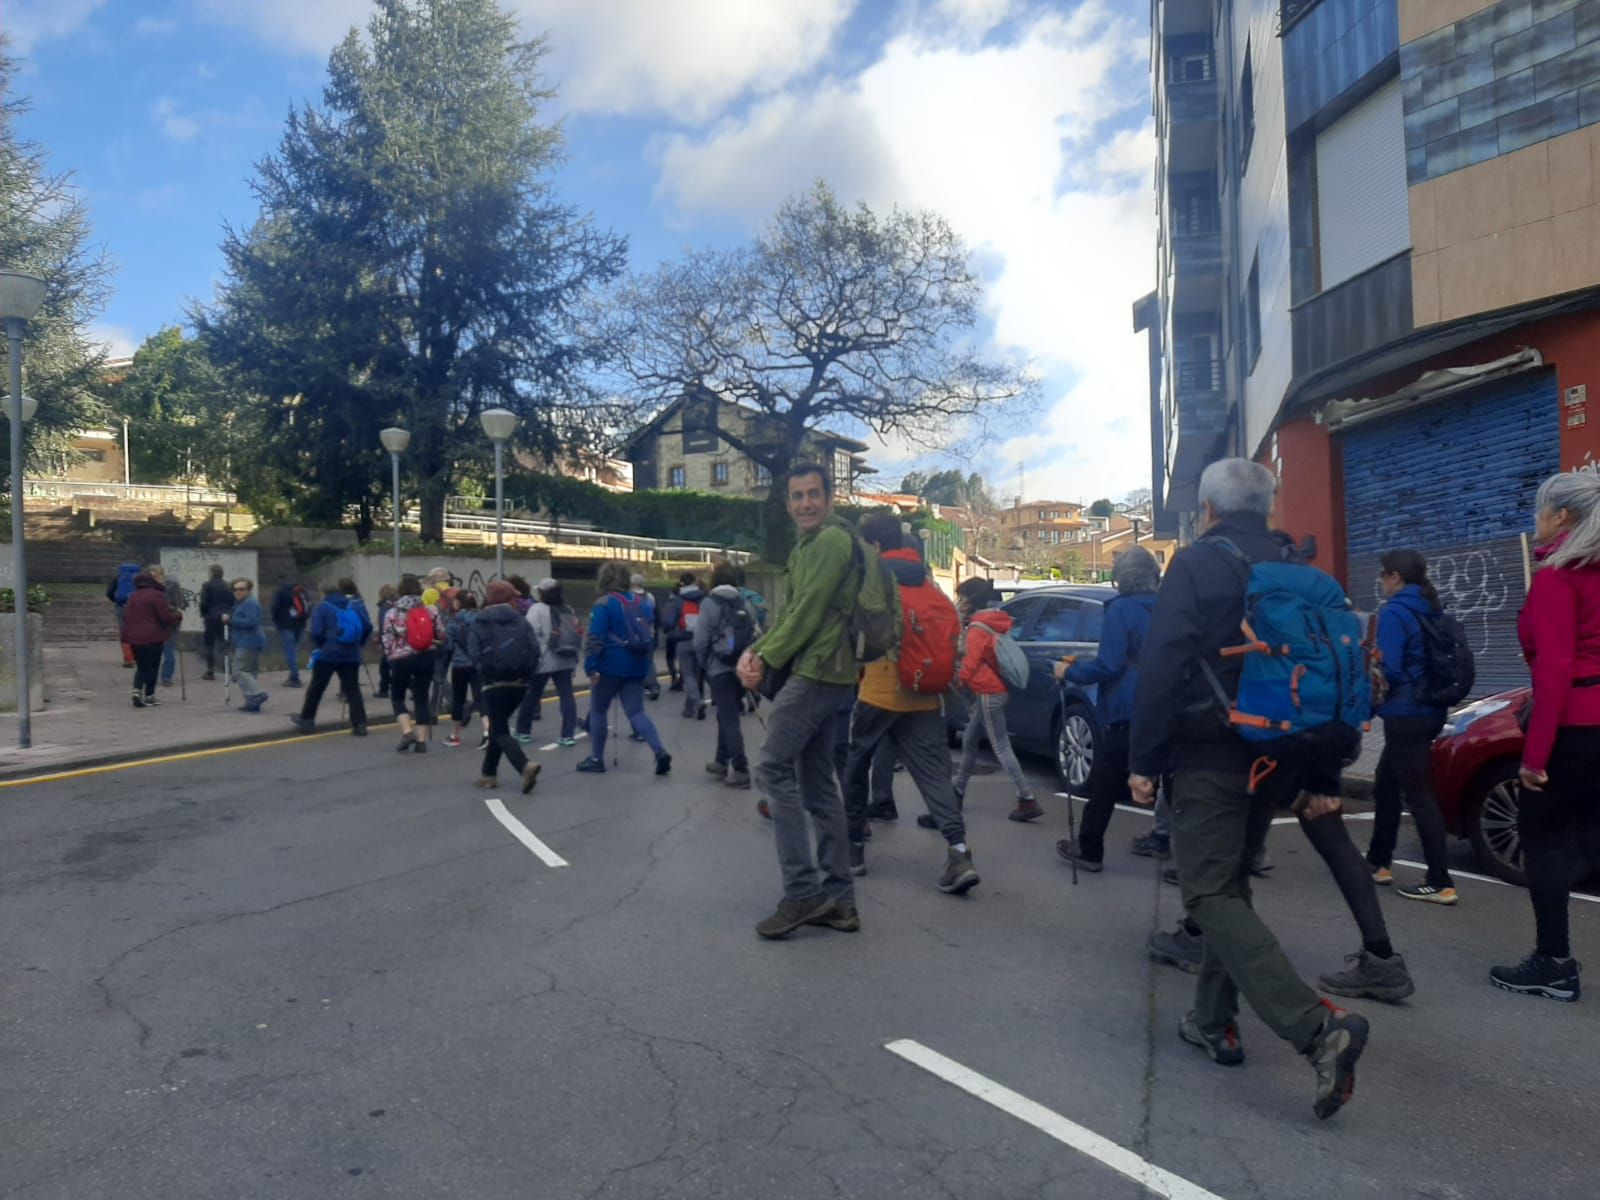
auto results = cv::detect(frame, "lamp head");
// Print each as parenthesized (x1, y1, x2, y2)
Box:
(379, 427, 411, 454)
(0, 270, 47, 323)
(19, 394, 37, 423)
(479, 407, 517, 442)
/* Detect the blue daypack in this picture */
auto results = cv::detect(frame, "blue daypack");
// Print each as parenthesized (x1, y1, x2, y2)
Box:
(614, 594, 654, 655)
(334, 605, 364, 646)
(1202, 539, 1370, 748)
(113, 563, 140, 604)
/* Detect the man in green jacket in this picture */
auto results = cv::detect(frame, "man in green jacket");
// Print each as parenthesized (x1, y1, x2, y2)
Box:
(738, 462, 860, 939)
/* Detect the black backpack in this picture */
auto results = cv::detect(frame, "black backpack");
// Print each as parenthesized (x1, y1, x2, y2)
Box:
(1411, 608, 1475, 709)
(476, 616, 537, 682)
(713, 594, 757, 664)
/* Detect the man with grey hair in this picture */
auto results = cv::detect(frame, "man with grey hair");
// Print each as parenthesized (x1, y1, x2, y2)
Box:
(1128, 457, 1371, 1121)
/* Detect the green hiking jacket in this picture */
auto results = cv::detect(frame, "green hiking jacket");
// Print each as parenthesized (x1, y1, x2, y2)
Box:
(758, 515, 857, 686)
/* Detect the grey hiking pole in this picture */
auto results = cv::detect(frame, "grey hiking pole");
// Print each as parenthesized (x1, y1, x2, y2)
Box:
(177, 634, 188, 703)
(222, 623, 233, 708)
(1058, 677, 1077, 885)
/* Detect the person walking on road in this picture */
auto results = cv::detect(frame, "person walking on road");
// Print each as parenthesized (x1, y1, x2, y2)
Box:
(1055, 546, 1160, 871)
(149, 565, 186, 689)
(527, 578, 583, 747)
(1367, 550, 1458, 904)
(577, 561, 671, 775)
(632, 574, 662, 700)
(122, 570, 182, 707)
(289, 582, 371, 736)
(106, 560, 141, 669)
(736, 463, 861, 939)
(226, 578, 269, 713)
(468, 580, 542, 794)
(658, 583, 684, 691)
(952, 578, 1041, 822)
(1129, 458, 1370, 1120)
(674, 573, 708, 719)
(693, 559, 757, 789)
(1491, 472, 1600, 1002)
(199, 564, 233, 681)
(843, 515, 978, 894)
(445, 591, 488, 749)
(383, 573, 445, 753)
(271, 578, 310, 687)
(374, 583, 397, 699)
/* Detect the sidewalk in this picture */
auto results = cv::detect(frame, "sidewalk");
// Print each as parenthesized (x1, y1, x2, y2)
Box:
(0, 641, 379, 781)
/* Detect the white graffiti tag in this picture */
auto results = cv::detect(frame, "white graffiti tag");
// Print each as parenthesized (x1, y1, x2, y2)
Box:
(1429, 550, 1509, 655)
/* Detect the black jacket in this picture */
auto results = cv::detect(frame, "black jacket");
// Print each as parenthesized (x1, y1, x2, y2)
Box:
(199, 577, 234, 622)
(271, 583, 307, 632)
(1130, 514, 1328, 783)
(467, 603, 537, 688)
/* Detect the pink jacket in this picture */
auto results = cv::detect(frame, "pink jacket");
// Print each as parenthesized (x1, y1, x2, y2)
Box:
(1517, 534, 1600, 772)
(959, 609, 1013, 696)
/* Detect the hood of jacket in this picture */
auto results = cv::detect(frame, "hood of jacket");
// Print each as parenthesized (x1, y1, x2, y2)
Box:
(476, 602, 523, 630)
(1387, 584, 1435, 616)
(134, 572, 158, 590)
(970, 608, 1013, 635)
(709, 584, 742, 601)
(323, 592, 350, 611)
(679, 584, 704, 601)
(881, 546, 928, 588)
(393, 594, 422, 612)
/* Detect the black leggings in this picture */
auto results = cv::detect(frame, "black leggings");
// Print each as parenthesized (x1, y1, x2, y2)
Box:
(131, 643, 163, 698)
(1369, 714, 1453, 888)
(389, 650, 436, 724)
(450, 665, 482, 724)
(483, 686, 531, 778)
(1523, 726, 1600, 959)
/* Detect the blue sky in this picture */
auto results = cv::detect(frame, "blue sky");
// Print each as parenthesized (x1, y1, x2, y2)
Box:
(9, 0, 1155, 504)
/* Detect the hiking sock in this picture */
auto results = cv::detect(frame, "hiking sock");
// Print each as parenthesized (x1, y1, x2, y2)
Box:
(952, 842, 967, 854)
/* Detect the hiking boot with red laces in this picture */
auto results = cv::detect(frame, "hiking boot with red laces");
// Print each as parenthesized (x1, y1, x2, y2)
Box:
(1179, 1013, 1244, 1066)
(1304, 1000, 1369, 1120)
(1009, 797, 1044, 822)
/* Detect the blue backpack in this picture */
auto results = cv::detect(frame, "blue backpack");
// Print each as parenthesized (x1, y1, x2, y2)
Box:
(1201, 540, 1370, 750)
(113, 563, 140, 604)
(614, 594, 654, 656)
(334, 605, 364, 646)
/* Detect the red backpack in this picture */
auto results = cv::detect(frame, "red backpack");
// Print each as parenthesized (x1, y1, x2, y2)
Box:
(896, 578, 961, 694)
(405, 604, 437, 652)
(678, 598, 701, 632)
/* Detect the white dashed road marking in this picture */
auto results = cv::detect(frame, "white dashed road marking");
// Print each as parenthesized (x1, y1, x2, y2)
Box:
(885, 1039, 1229, 1200)
(484, 798, 569, 868)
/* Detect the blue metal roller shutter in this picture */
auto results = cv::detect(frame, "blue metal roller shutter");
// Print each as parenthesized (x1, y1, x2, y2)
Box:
(1341, 370, 1558, 697)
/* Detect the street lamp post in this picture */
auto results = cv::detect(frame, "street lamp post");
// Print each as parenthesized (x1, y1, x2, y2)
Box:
(478, 408, 517, 579)
(378, 427, 411, 585)
(0, 269, 48, 749)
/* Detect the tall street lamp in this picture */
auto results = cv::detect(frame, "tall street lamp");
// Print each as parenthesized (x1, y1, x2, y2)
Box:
(0, 269, 48, 749)
(478, 408, 517, 579)
(378, 426, 410, 586)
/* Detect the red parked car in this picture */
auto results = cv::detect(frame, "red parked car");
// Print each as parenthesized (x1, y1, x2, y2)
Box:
(1430, 688, 1593, 887)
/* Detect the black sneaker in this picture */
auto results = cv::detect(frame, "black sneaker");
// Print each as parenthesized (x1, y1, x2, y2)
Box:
(1179, 1013, 1244, 1066)
(756, 895, 833, 939)
(1130, 831, 1171, 859)
(1398, 884, 1458, 906)
(1162, 866, 1181, 887)
(806, 901, 861, 932)
(1148, 922, 1203, 973)
(576, 757, 606, 774)
(1055, 839, 1104, 872)
(1304, 1001, 1369, 1120)
(289, 715, 314, 733)
(849, 841, 866, 877)
(916, 813, 938, 830)
(937, 847, 980, 894)
(1319, 950, 1416, 1003)
(865, 801, 899, 821)
(655, 752, 672, 776)
(1489, 953, 1581, 1002)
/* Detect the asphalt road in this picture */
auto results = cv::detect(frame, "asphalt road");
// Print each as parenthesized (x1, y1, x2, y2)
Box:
(3, 703, 1598, 1200)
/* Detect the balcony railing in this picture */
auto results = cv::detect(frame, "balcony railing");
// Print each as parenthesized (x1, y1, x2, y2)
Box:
(1176, 358, 1223, 395)
(1278, 0, 1321, 35)
(1167, 78, 1219, 126)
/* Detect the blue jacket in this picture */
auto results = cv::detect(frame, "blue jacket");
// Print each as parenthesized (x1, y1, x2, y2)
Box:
(1377, 584, 1444, 719)
(1066, 592, 1156, 727)
(447, 611, 477, 668)
(585, 591, 651, 679)
(308, 593, 370, 664)
(229, 596, 267, 653)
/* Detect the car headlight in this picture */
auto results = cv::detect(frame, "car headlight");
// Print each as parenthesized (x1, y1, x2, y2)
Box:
(1440, 699, 1512, 738)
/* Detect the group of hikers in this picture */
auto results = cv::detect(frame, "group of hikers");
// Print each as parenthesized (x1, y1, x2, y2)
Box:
(108, 453, 1600, 1124)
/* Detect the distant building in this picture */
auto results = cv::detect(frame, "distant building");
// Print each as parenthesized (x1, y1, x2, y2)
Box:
(996, 500, 1092, 557)
(854, 491, 925, 514)
(621, 393, 874, 500)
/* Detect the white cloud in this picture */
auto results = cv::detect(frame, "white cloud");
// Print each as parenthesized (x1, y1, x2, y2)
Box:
(197, 0, 856, 123)
(655, 3, 1156, 501)
(933, 0, 1017, 39)
(91, 323, 138, 359)
(134, 16, 179, 35)
(150, 97, 200, 142)
(3, 0, 105, 53)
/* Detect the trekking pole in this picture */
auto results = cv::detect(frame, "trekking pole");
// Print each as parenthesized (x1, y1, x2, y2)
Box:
(1059, 679, 1077, 885)
(222, 624, 232, 708)
(178, 636, 188, 704)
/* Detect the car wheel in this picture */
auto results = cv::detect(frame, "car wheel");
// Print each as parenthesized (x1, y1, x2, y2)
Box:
(1465, 760, 1590, 889)
(1055, 702, 1096, 796)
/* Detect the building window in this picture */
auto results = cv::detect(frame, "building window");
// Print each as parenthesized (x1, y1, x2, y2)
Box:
(82, 449, 106, 463)
(669, 466, 686, 489)
(712, 462, 729, 486)
(1238, 41, 1255, 172)
(756, 463, 772, 488)
(832, 449, 853, 496)
(1245, 254, 1262, 372)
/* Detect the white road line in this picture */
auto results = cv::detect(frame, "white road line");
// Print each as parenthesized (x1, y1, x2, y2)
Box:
(884, 1040, 1227, 1200)
(1385, 858, 1600, 903)
(484, 798, 569, 868)
(538, 730, 587, 752)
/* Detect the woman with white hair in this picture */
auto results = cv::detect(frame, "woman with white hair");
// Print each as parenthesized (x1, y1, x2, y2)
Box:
(1054, 545, 1162, 872)
(1491, 471, 1600, 1002)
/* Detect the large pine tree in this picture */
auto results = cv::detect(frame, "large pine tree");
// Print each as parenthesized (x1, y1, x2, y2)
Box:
(198, 0, 625, 542)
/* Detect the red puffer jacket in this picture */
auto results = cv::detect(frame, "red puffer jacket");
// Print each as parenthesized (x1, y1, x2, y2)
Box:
(958, 609, 1013, 696)
(1518, 533, 1600, 772)
(121, 575, 182, 646)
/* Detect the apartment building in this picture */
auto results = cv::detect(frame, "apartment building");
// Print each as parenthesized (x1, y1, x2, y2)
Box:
(1140, 0, 1600, 692)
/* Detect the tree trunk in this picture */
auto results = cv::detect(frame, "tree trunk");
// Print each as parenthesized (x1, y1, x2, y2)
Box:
(761, 488, 790, 563)
(420, 490, 446, 545)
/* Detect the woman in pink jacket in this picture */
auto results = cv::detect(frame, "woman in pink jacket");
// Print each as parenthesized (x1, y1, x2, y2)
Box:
(1494, 472, 1600, 1002)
